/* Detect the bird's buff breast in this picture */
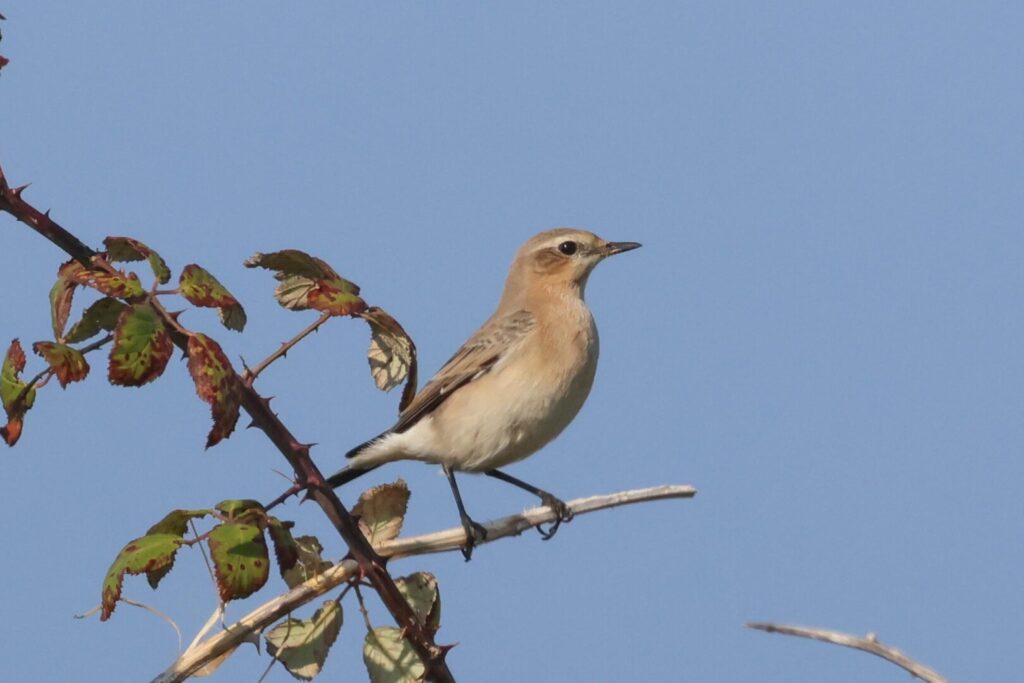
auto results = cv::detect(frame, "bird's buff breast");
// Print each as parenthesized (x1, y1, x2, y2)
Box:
(424, 314, 599, 471)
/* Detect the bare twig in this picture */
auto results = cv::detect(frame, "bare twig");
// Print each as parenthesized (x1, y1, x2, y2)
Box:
(0, 162, 455, 682)
(153, 484, 696, 683)
(243, 311, 332, 384)
(747, 622, 950, 683)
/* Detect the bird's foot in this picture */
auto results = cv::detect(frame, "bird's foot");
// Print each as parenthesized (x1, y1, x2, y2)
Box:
(459, 516, 488, 561)
(536, 492, 574, 540)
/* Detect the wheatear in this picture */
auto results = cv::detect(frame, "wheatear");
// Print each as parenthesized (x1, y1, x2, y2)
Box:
(327, 228, 640, 559)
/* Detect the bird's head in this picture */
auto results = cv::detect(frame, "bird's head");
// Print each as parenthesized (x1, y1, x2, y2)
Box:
(505, 228, 641, 299)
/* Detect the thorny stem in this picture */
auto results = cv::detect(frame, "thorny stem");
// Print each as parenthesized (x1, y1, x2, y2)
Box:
(0, 162, 455, 683)
(243, 311, 333, 384)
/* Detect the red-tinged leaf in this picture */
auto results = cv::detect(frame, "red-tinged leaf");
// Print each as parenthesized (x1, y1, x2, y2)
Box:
(65, 259, 145, 299)
(266, 517, 299, 575)
(186, 334, 241, 447)
(103, 236, 171, 284)
(32, 341, 89, 388)
(352, 480, 410, 550)
(49, 262, 80, 340)
(100, 533, 185, 620)
(179, 264, 247, 332)
(64, 297, 126, 344)
(1, 339, 36, 446)
(109, 304, 173, 386)
(359, 307, 418, 411)
(208, 522, 270, 602)
(245, 250, 367, 317)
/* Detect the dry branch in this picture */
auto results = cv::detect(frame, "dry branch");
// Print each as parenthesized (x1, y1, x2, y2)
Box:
(154, 484, 696, 682)
(747, 622, 950, 683)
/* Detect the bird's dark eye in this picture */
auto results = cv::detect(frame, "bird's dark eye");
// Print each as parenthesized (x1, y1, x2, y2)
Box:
(558, 241, 578, 256)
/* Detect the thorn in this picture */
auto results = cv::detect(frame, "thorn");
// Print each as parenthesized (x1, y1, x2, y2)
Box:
(304, 442, 318, 450)
(168, 310, 184, 320)
(44, 209, 51, 217)
(246, 419, 259, 430)
(438, 642, 459, 655)
(12, 183, 30, 197)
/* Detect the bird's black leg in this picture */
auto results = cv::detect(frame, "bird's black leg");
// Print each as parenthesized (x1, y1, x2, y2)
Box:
(443, 465, 488, 561)
(485, 469, 574, 540)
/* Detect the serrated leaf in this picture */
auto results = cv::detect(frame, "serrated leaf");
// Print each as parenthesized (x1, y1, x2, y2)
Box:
(281, 535, 333, 589)
(108, 303, 173, 386)
(186, 334, 241, 447)
(100, 533, 184, 620)
(179, 264, 247, 332)
(64, 297, 127, 344)
(352, 480, 409, 549)
(363, 627, 425, 683)
(1, 339, 35, 446)
(266, 600, 343, 681)
(104, 236, 171, 284)
(215, 499, 265, 519)
(395, 572, 441, 631)
(360, 307, 418, 411)
(49, 262, 79, 340)
(208, 522, 270, 602)
(64, 259, 145, 298)
(32, 341, 89, 388)
(266, 517, 299, 575)
(245, 250, 367, 317)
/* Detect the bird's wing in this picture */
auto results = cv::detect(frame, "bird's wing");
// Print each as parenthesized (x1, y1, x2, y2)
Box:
(390, 309, 535, 435)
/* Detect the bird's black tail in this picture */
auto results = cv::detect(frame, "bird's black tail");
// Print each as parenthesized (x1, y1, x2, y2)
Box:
(326, 462, 381, 489)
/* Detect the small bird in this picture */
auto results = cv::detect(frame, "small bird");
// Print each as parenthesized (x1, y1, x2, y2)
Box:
(327, 228, 640, 559)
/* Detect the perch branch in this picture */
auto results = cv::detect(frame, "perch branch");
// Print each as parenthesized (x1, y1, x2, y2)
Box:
(153, 485, 696, 683)
(746, 622, 950, 683)
(0, 162, 454, 682)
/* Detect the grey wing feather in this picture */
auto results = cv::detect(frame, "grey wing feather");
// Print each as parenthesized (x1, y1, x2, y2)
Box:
(391, 309, 535, 434)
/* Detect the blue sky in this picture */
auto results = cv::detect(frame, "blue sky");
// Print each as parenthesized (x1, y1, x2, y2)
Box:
(2, 2, 1022, 681)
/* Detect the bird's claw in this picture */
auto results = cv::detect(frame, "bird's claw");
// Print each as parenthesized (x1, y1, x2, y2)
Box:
(459, 517, 488, 561)
(536, 494, 574, 540)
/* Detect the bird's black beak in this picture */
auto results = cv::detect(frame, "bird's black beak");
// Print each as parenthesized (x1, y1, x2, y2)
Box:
(602, 241, 642, 256)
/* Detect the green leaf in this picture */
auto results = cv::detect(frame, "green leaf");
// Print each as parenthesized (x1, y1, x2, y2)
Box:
(208, 522, 270, 602)
(266, 517, 299, 575)
(100, 533, 185, 620)
(360, 307, 418, 412)
(395, 572, 441, 631)
(145, 508, 210, 536)
(352, 480, 410, 550)
(49, 261, 79, 340)
(266, 600, 343, 681)
(363, 627, 425, 683)
(108, 303, 173, 386)
(104, 236, 171, 284)
(179, 264, 247, 332)
(281, 535, 333, 589)
(64, 259, 145, 298)
(32, 341, 89, 388)
(245, 250, 367, 317)
(1, 339, 35, 446)
(64, 297, 126, 344)
(186, 333, 241, 447)
(215, 499, 265, 519)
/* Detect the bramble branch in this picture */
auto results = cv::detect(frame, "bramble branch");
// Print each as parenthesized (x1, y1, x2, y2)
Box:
(747, 622, 950, 683)
(243, 311, 332, 384)
(154, 485, 697, 682)
(0, 162, 455, 682)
